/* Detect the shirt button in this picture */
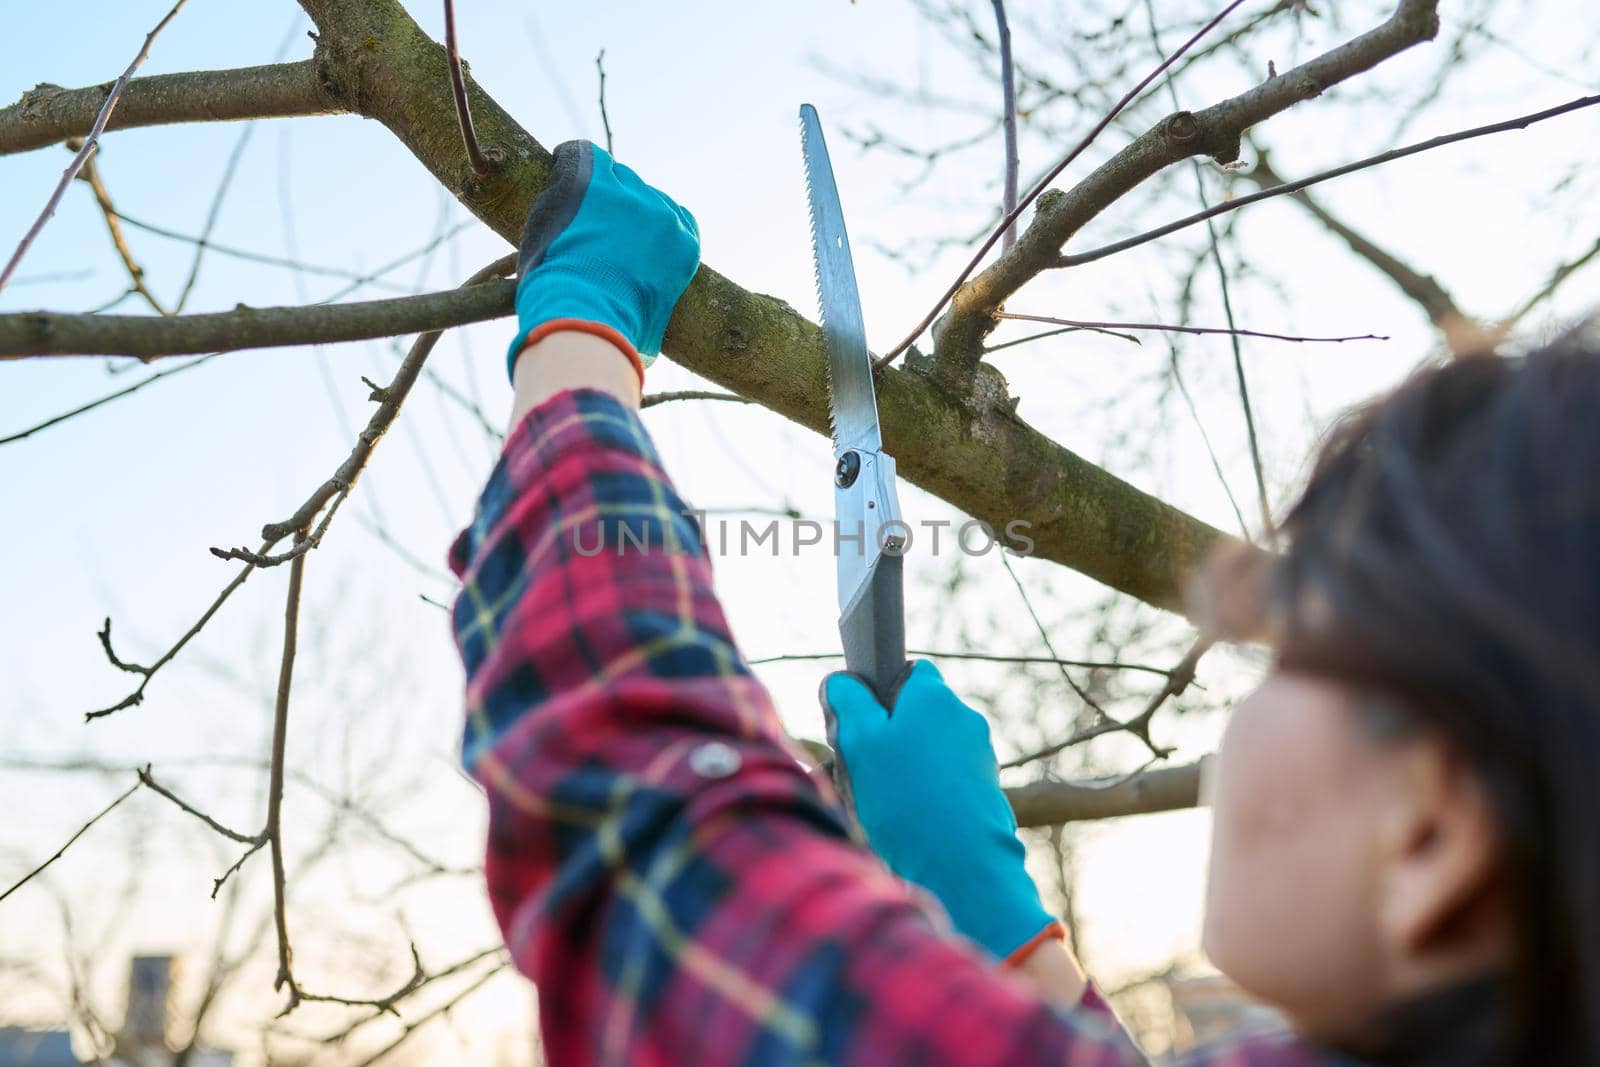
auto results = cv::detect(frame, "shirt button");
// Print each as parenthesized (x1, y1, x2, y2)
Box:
(689, 741, 742, 779)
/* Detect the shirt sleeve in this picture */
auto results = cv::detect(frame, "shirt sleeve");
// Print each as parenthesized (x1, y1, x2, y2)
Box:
(446, 388, 1159, 1066)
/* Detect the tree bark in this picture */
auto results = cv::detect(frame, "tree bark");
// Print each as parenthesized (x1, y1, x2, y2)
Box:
(0, 280, 513, 360)
(1008, 759, 1204, 827)
(0, 61, 344, 156)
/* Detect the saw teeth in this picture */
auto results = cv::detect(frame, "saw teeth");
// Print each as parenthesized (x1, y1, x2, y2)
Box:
(801, 109, 841, 448)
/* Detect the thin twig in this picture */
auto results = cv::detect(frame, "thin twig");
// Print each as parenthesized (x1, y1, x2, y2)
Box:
(317, 946, 507, 1046)
(112, 209, 421, 292)
(1502, 231, 1600, 330)
(295, 943, 425, 1016)
(173, 123, 258, 312)
(1165, 333, 1250, 539)
(212, 838, 268, 899)
(1003, 637, 1210, 769)
(346, 964, 507, 1067)
(996, 312, 1387, 344)
(87, 557, 262, 720)
(207, 254, 515, 567)
(640, 389, 754, 409)
(418, 362, 501, 439)
(998, 552, 1111, 724)
(1247, 144, 1465, 332)
(0, 353, 219, 447)
(990, 0, 1019, 253)
(875, 0, 1248, 369)
(268, 537, 308, 1011)
(442, 0, 491, 177)
(72, 147, 167, 314)
(0, 778, 142, 904)
(136, 765, 261, 844)
(5, 268, 93, 286)
(595, 49, 614, 156)
(1144, 0, 1279, 549)
(984, 324, 1142, 352)
(166, 18, 302, 314)
(747, 648, 1176, 679)
(87, 258, 509, 721)
(1057, 93, 1600, 268)
(0, 0, 192, 296)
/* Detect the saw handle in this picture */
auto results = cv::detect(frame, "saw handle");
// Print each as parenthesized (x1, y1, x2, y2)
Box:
(838, 551, 908, 706)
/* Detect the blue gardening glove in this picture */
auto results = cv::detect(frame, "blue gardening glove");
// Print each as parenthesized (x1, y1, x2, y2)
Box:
(821, 660, 1057, 962)
(507, 140, 700, 381)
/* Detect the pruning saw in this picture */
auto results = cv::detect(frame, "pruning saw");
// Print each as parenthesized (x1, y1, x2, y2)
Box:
(800, 103, 909, 706)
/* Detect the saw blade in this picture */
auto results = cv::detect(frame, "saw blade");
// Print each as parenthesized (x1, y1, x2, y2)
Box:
(800, 103, 882, 454)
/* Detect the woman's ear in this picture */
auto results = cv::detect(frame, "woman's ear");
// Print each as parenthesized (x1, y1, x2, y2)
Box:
(1374, 735, 1504, 961)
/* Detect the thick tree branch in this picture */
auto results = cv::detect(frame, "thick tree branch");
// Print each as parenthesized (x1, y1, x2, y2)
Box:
(0, 279, 513, 360)
(0, 61, 345, 157)
(293, 0, 1232, 615)
(931, 0, 1441, 384)
(1007, 758, 1206, 827)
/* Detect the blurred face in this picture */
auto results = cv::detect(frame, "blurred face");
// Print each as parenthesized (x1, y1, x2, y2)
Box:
(1202, 672, 1429, 1037)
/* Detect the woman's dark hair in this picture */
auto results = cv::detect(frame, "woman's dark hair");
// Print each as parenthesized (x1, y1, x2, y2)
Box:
(1197, 321, 1600, 1063)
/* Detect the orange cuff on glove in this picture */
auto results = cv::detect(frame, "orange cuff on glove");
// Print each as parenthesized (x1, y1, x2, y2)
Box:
(1000, 920, 1067, 971)
(517, 318, 647, 386)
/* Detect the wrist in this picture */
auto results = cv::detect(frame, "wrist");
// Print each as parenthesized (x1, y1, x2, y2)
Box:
(516, 318, 646, 384)
(1003, 925, 1088, 1009)
(1001, 920, 1067, 970)
(509, 329, 642, 428)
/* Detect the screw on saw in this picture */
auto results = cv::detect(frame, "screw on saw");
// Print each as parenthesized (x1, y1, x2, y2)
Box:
(835, 451, 861, 488)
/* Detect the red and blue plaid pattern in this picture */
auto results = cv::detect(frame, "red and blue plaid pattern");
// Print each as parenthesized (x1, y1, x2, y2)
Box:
(447, 389, 1349, 1066)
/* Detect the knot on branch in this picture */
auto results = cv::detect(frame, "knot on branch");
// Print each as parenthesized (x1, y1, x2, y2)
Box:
(17, 83, 65, 110)
(1034, 187, 1066, 219)
(969, 361, 1017, 418)
(1163, 110, 1200, 143)
(905, 345, 1014, 419)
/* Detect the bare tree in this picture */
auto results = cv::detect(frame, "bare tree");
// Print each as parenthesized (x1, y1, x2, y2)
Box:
(3, 0, 1597, 1059)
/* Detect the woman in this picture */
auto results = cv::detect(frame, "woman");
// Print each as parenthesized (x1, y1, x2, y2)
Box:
(449, 138, 1597, 1064)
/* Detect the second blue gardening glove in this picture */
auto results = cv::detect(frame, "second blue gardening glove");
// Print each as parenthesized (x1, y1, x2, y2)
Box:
(507, 140, 700, 381)
(821, 660, 1058, 963)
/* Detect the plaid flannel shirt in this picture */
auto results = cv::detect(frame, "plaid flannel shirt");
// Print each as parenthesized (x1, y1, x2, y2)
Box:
(448, 389, 1353, 1067)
